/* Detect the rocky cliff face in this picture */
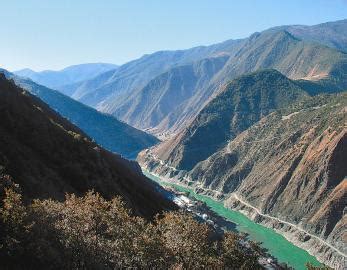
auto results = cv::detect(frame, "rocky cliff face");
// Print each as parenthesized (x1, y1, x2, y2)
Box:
(0, 74, 174, 218)
(138, 93, 347, 267)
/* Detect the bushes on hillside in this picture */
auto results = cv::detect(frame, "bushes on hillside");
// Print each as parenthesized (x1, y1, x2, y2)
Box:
(0, 179, 263, 269)
(0, 176, 331, 270)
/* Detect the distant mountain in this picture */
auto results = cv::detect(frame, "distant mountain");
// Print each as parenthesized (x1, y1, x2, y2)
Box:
(2, 69, 158, 159)
(14, 63, 118, 92)
(111, 55, 229, 133)
(268, 19, 347, 52)
(138, 88, 347, 268)
(61, 39, 243, 108)
(0, 74, 173, 217)
(144, 70, 308, 171)
(213, 30, 347, 85)
(109, 30, 347, 135)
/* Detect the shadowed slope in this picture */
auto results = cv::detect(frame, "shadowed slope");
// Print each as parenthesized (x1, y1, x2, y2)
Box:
(0, 74, 173, 218)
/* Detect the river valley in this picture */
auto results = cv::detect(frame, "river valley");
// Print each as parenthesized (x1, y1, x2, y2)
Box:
(142, 169, 323, 270)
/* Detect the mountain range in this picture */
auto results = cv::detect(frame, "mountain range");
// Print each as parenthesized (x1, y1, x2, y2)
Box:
(267, 19, 347, 52)
(14, 63, 118, 92)
(20, 19, 345, 138)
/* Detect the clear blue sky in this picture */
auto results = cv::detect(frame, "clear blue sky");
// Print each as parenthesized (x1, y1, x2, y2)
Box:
(1, 0, 346, 71)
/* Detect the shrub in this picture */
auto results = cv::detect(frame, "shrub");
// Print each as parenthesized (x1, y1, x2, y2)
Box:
(0, 186, 265, 269)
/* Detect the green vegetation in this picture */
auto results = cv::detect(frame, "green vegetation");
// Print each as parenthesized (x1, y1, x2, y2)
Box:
(0, 176, 263, 269)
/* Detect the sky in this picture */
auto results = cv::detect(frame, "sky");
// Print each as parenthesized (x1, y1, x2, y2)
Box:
(0, 0, 346, 71)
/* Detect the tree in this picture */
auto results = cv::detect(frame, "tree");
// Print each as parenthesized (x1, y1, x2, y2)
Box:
(0, 185, 264, 269)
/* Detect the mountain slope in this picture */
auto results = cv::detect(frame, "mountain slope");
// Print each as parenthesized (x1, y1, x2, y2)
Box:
(2, 70, 158, 159)
(213, 30, 347, 89)
(147, 70, 308, 171)
(0, 74, 173, 217)
(138, 93, 347, 268)
(14, 63, 118, 92)
(111, 55, 229, 133)
(192, 94, 347, 268)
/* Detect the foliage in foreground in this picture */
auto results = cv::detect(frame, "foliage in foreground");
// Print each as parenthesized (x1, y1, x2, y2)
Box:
(0, 176, 262, 269)
(0, 176, 331, 270)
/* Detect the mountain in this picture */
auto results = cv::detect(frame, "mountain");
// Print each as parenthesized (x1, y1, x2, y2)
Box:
(2, 70, 158, 159)
(0, 73, 173, 217)
(138, 92, 347, 268)
(213, 30, 347, 85)
(14, 63, 118, 92)
(111, 55, 229, 134)
(268, 19, 347, 53)
(60, 39, 243, 108)
(108, 30, 347, 136)
(50, 20, 346, 138)
(141, 70, 308, 171)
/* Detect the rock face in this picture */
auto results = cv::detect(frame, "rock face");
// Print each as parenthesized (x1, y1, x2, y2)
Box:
(0, 74, 174, 218)
(138, 90, 347, 267)
(3, 70, 159, 159)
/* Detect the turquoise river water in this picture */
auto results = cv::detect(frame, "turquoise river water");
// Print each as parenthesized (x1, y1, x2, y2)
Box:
(143, 169, 322, 270)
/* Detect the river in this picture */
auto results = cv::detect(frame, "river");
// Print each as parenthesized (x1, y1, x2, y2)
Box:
(143, 169, 322, 270)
